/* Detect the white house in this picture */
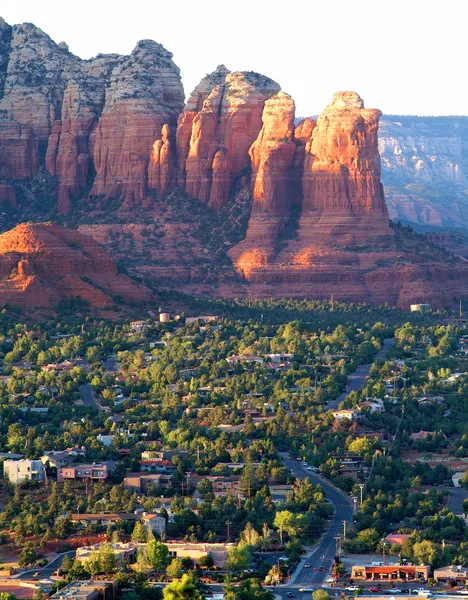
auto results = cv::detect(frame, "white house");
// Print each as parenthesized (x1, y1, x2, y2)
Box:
(140, 513, 166, 534)
(3, 459, 45, 485)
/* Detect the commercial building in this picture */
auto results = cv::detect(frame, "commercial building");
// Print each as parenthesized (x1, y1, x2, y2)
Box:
(351, 564, 431, 582)
(166, 542, 233, 567)
(434, 565, 468, 582)
(76, 543, 138, 567)
(49, 580, 116, 600)
(3, 459, 45, 485)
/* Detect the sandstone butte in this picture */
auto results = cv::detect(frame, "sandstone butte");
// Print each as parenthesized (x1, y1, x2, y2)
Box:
(0, 223, 152, 310)
(0, 17, 467, 309)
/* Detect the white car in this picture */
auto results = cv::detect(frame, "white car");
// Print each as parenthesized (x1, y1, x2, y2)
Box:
(388, 589, 403, 594)
(299, 588, 314, 593)
(304, 563, 311, 568)
(457, 591, 468, 596)
(345, 586, 360, 592)
(413, 590, 431, 596)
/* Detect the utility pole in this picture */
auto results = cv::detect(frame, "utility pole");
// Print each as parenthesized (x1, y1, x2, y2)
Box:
(382, 539, 387, 565)
(225, 520, 232, 540)
(343, 520, 347, 539)
(359, 483, 364, 505)
(334, 535, 342, 561)
(460, 300, 463, 318)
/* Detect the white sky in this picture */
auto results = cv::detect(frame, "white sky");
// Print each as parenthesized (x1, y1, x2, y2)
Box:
(2, 0, 467, 117)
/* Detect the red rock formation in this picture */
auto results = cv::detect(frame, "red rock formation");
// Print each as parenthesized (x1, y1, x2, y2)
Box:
(90, 40, 184, 210)
(45, 80, 106, 213)
(148, 124, 173, 196)
(229, 92, 297, 272)
(176, 67, 280, 209)
(0, 223, 152, 310)
(298, 91, 390, 244)
(0, 121, 39, 180)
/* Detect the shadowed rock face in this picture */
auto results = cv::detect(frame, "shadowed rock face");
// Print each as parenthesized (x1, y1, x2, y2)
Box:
(0, 223, 152, 309)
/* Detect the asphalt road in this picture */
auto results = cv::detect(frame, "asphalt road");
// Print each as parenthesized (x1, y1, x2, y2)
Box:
(329, 338, 395, 410)
(280, 454, 354, 588)
(15, 551, 76, 580)
(79, 383, 101, 410)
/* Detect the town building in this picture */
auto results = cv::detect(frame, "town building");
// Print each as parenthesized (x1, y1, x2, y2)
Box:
(185, 316, 219, 325)
(434, 565, 468, 582)
(351, 564, 430, 582)
(3, 459, 45, 485)
(57, 463, 108, 482)
(410, 304, 431, 313)
(49, 580, 117, 600)
(71, 513, 140, 526)
(76, 543, 138, 567)
(166, 542, 233, 567)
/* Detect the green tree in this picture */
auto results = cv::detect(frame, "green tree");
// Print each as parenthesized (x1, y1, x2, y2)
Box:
(166, 558, 183, 579)
(148, 540, 170, 571)
(313, 591, 330, 600)
(163, 574, 202, 600)
(412, 541, 439, 566)
(225, 545, 251, 572)
(225, 579, 274, 600)
(132, 521, 148, 543)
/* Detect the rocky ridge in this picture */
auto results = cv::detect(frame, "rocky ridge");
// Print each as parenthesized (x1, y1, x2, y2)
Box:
(0, 223, 152, 310)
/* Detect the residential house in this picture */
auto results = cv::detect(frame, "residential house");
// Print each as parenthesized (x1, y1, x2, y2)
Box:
(41, 447, 86, 468)
(385, 533, 412, 546)
(57, 463, 108, 482)
(264, 353, 294, 364)
(130, 321, 149, 332)
(226, 354, 264, 366)
(3, 459, 45, 485)
(332, 409, 360, 422)
(358, 398, 385, 414)
(123, 473, 173, 493)
(140, 513, 166, 534)
(71, 513, 139, 526)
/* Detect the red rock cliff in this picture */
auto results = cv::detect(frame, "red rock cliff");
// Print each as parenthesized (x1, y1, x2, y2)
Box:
(0, 19, 184, 212)
(176, 67, 280, 209)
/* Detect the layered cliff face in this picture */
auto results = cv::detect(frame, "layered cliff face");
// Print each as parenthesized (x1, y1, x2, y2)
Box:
(0, 18, 184, 213)
(175, 67, 280, 209)
(0, 223, 152, 310)
(1, 17, 467, 310)
(379, 116, 468, 228)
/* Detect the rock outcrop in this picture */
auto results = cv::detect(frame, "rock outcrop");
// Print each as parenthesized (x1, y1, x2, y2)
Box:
(176, 67, 280, 209)
(0, 19, 184, 212)
(0, 223, 152, 310)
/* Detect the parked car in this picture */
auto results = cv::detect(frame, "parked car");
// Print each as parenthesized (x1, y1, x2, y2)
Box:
(299, 588, 314, 593)
(369, 587, 382, 593)
(304, 563, 311, 568)
(413, 589, 431, 595)
(457, 591, 468, 596)
(345, 586, 360, 592)
(401, 590, 410, 595)
(387, 589, 403, 594)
